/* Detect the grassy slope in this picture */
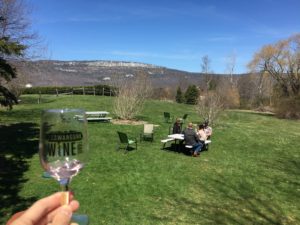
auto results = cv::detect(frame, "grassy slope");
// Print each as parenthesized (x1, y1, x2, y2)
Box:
(0, 95, 299, 224)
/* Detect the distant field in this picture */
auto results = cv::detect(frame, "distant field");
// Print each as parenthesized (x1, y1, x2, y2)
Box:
(1, 95, 299, 224)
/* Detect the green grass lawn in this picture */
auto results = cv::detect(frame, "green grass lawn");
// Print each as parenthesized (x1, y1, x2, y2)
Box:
(1, 95, 299, 224)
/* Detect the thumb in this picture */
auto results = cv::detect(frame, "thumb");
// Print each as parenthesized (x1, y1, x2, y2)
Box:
(51, 205, 72, 225)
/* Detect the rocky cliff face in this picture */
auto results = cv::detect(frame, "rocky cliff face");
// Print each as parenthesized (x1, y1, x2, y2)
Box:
(15, 60, 206, 88)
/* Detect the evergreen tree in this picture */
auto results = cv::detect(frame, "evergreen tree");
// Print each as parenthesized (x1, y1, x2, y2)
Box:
(184, 85, 199, 105)
(175, 86, 184, 103)
(0, 0, 35, 109)
(0, 36, 26, 109)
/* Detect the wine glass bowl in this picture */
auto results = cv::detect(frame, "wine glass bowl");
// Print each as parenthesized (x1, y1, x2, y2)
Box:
(39, 109, 87, 182)
(39, 108, 89, 224)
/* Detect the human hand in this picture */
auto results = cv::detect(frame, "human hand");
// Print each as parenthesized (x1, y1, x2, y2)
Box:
(7, 192, 79, 225)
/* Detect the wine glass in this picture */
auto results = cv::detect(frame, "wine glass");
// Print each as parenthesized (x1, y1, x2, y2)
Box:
(39, 109, 89, 225)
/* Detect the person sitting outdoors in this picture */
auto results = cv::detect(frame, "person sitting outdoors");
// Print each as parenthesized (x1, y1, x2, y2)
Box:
(197, 124, 207, 143)
(198, 123, 210, 150)
(172, 118, 182, 134)
(182, 122, 202, 157)
(204, 120, 212, 139)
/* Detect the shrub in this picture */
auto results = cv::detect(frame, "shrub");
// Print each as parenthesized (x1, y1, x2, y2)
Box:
(195, 91, 224, 126)
(275, 95, 300, 119)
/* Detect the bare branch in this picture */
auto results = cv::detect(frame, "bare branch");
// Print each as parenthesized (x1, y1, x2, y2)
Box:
(195, 91, 223, 126)
(113, 71, 152, 120)
(248, 33, 300, 97)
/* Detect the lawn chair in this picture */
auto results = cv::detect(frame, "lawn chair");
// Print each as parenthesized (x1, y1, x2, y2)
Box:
(117, 131, 137, 152)
(140, 124, 154, 142)
(163, 112, 172, 123)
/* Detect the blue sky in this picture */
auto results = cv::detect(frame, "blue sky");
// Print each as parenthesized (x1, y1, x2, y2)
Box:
(28, 0, 300, 74)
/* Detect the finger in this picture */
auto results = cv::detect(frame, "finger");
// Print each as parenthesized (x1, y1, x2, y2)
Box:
(51, 205, 72, 225)
(69, 200, 80, 211)
(46, 200, 80, 223)
(17, 192, 74, 224)
(5, 211, 25, 225)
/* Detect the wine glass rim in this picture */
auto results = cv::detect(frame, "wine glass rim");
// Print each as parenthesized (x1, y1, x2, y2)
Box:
(42, 108, 85, 113)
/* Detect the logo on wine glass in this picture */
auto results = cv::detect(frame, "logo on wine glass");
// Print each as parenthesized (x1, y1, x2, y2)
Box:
(45, 131, 83, 157)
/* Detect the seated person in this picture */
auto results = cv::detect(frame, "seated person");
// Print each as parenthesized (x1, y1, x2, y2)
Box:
(197, 124, 209, 151)
(182, 122, 202, 157)
(197, 124, 207, 143)
(172, 118, 182, 134)
(204, 120, 212, 139)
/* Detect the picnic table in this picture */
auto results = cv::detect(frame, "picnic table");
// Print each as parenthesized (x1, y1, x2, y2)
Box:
(85, 111, 112, 122)
(168, 134, 211, 144)
(161, 133, 211, 150)
(160, 134, 183, 149)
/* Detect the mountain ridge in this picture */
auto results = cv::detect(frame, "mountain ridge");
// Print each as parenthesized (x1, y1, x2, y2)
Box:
(15, 60, 241, 88)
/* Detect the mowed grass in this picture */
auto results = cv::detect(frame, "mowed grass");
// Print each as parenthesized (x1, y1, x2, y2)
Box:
(0, 95, 299, 225)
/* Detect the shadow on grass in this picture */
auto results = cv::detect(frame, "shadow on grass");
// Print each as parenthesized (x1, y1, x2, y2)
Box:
(162, 143, 193, 156)
(151, 178, 290, 224)
(0, 123, 39, 222)
(150, 169, 294, 224)
(116, 146, 138, 153)
(0, 108, 41, 123)
(260, 152, 300, 208)
(198, 177, 288, 224)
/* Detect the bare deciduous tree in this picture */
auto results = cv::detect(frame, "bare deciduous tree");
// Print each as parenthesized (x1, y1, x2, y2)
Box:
(201, 55, 213, 92)
(0, 0, 39, 50)
(221, 52, 240, 108)
(225, 52, 238, 88)
(217, 77, 240, 108)
(248, 33, 300, 97)
(195, 91, 223, 126)
(254, 71, 274, 108)
(113, 71, 152, 120)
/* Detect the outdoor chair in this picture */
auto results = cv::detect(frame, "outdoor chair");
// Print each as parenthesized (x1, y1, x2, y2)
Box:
(116, 131, 137, 152)
(140, 124, 154, 142)
(163, 112, 172, 123)
(42, 171, 51, 178)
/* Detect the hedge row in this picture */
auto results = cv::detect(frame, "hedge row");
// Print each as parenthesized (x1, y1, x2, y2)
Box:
(22, 85, 117, 96)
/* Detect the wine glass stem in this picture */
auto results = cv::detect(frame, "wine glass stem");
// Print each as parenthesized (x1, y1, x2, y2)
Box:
(60, 180, 70, 205)
(60, 183, 69, 192)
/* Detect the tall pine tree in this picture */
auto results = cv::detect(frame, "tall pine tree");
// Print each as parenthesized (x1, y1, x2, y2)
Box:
(184, 85, 199, 105)
(175, 86, 184, 103)
(0, 37, 25, 109)
(0, 36, 26, 109)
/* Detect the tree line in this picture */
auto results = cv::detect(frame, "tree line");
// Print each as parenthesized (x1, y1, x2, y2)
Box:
(0, 0, 299, 119)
